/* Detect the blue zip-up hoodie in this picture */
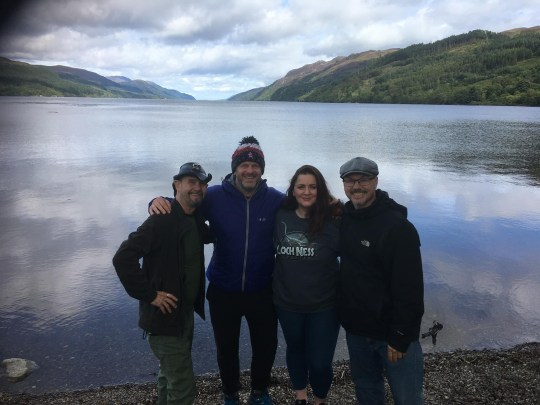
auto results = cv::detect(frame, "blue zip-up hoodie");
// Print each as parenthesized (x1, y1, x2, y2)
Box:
(203, 173, 284, 293)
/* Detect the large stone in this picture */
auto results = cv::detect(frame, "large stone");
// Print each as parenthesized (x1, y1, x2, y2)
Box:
(1, 358, 39, 382)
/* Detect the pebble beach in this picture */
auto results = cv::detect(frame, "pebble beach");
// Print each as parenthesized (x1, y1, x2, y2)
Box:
(1, 342, 538, 404)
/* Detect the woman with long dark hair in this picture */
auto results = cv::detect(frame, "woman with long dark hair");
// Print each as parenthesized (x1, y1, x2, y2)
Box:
(273, 165, 341, 405)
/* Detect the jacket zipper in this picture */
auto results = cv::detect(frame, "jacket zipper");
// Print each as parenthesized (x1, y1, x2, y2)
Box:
(241, 197, 250, 292)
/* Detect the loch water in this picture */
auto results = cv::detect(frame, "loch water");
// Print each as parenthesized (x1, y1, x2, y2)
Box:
(0, 97, 539, 393)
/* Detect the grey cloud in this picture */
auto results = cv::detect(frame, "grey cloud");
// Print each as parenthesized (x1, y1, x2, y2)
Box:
(9, 0, 169, 31)
(1, 0, 538, 100)
(157, 2, 284, 46)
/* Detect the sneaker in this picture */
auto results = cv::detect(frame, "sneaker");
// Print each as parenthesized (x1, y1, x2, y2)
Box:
(249, 389, 273, 405)
(223, 393, 240, 405)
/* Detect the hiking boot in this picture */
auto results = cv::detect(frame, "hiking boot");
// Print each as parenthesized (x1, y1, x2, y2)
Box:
(223, 392, 240, 405)
(249, 389, 273, 405)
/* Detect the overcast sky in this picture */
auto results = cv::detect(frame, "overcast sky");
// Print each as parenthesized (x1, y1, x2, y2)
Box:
(0, 0, 538, 100)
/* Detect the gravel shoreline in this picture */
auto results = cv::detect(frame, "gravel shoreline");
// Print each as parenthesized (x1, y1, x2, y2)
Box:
(1, 342, 538, 404)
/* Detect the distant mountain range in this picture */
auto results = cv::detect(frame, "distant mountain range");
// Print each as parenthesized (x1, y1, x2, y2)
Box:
(230, 27, 540, 106)
(0, 57, 195, 100)
(1, 26, 539, 105)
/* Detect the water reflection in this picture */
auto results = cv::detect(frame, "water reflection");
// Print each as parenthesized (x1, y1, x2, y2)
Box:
(0, 98, 538, 393)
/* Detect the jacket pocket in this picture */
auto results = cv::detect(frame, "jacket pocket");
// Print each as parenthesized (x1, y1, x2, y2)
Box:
(139, 301, 181, 335)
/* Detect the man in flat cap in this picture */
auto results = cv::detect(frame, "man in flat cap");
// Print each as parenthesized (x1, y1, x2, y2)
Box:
(113, 162, 212, 405)
(338, 157, 425, 405)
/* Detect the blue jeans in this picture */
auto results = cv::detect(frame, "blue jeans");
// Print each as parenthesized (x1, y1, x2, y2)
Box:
(276, 306, 341, 399)
(346, 333, 423, 405)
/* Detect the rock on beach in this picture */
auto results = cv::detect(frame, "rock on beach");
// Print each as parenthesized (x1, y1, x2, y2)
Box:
(0, 342, 538, 404)
(1, 359, 39, 383)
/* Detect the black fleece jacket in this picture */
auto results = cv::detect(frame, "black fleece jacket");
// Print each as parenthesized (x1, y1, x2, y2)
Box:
(113, 200, 209, 336)
(338, 189, 424, 353)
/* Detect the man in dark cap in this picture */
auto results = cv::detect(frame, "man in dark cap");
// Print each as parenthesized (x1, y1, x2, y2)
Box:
(149, 137, 284, 405)
(113, 162, 212, 405)
(338, 157, 425, 405)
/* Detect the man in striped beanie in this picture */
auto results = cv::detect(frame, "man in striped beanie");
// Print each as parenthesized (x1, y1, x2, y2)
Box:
(206, 135, 281, 405)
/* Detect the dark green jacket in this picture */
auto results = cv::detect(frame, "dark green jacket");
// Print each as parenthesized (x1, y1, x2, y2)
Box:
(113, 200, 209, 335)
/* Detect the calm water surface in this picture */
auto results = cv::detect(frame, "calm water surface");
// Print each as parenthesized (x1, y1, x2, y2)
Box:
(0, 98, 539, 393)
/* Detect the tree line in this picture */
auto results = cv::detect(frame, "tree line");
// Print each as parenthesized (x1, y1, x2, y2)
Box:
(264, 30, 540, 106)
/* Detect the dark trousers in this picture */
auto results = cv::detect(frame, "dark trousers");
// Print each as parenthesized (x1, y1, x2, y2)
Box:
(206, 283, 278, 395)
(276, 306, 341, 399)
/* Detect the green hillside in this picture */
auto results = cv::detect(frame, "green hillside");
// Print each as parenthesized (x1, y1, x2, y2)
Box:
(237, 28, 540, 106)
(0, 58, 195, 100)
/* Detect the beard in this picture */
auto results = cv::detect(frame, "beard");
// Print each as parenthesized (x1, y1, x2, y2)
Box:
(235, 176, 260, 194)
(348, 189, 375, 209)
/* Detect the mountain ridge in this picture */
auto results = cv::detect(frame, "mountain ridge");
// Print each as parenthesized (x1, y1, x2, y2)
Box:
(0, 58, 195, 100)
(230, 27, 540, 106)
(1, 26, 538, 104)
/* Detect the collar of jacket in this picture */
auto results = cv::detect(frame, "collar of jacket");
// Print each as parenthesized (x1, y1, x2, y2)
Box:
(171, 198, 202, 223)
(222, 172, 268, 199)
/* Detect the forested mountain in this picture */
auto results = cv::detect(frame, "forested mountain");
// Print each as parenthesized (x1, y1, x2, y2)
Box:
(0, 58, 195, 100)
(1, 27, 538, 104)
(231, 28, 540, 106)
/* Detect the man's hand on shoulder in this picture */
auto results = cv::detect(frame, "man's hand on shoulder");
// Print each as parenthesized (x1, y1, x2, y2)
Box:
(149, 196, 172, 215)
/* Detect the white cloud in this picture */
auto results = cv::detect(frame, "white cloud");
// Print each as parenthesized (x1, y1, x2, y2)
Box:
(0, 0, 538, 99)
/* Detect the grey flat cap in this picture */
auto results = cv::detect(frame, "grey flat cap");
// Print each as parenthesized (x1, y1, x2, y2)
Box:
(340, 157, 379, 178)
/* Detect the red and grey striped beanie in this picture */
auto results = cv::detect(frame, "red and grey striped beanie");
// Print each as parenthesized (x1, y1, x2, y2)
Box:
(231, 136, 265, 174)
